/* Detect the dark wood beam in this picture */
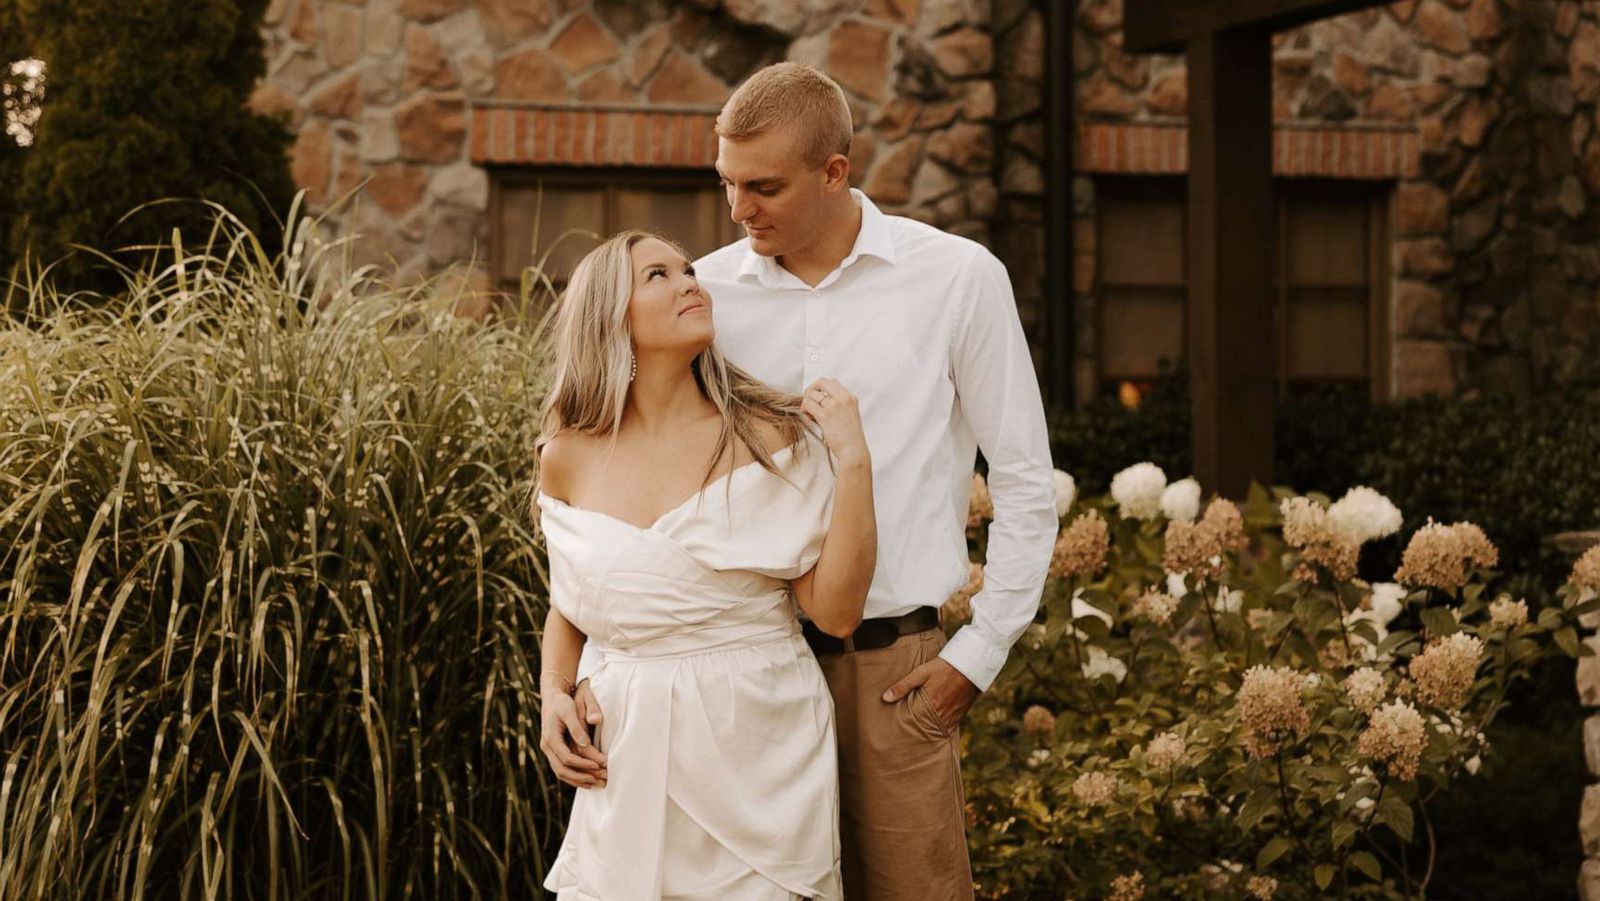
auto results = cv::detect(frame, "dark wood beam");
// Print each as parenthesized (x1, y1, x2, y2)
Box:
(1186, 28, 1276, 496)
(1124, 0, 1386, 53)
(1045, 0, 1075, 406)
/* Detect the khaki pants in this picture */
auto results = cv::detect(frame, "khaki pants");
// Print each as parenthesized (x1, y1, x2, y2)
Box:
(815, 628, 975, 901)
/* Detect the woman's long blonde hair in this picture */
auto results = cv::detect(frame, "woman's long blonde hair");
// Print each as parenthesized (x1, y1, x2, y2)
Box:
(534, 229, 810, 500)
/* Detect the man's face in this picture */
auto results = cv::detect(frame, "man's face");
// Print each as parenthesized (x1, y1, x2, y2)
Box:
(715, 124, 830, 258)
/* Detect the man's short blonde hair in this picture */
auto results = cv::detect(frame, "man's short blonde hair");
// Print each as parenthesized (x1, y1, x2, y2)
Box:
(715, 63, 853, 169)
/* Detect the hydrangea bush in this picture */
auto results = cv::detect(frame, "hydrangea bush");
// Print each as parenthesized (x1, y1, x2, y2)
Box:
(950, 465, 1598, 900)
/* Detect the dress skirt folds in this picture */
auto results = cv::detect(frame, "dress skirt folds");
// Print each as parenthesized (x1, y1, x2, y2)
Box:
(537, 434, 843, 900)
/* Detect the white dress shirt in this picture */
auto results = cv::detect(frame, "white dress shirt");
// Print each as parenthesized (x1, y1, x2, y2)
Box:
(572, 189, 1057, 691)
(694, 189, 1058, 691)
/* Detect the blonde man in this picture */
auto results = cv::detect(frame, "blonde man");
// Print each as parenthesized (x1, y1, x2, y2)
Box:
(556, 63, 1059, 898)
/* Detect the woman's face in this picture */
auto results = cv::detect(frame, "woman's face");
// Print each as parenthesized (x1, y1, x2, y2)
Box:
(626, 237, 713, 358)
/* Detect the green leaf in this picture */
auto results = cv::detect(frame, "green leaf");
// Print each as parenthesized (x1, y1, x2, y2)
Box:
(1330, 819, 1358, 849)
(1420, 606, 1460, 638)
(1315, 864, 1336, 890)
(1246, 481, 1273, 509)
(1376, 629, 1417, 656)
(1349, 620, 1381, 646)
(1303, 596, 1340, 636)
(1073, 616, 1112, 641)
(1350, 850, 1382, 881)
(1556, 627, 1580, 658)
(1256, 835, 1295, 870)
(1237, 790, 1276, 831)
(1284, 631, 1318, 665)
(1377, 793, 1414, 842)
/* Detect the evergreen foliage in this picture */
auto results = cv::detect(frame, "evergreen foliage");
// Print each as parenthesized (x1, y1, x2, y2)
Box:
(4, 0, 294, 293)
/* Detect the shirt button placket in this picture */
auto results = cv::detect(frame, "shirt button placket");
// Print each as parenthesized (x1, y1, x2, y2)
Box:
(803, 292, 824, 382)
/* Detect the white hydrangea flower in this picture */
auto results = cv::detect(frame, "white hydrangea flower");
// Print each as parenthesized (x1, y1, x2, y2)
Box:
(1489, 596, 1528, 629)
(1166, 571, 1188, 598)
(1082, 646, 1128, 682)
(1216, 585, 1244, 614)
(1110, 462, 1168, 520)
(1371, 584, 1406, 624)
(1053, 469, 1077, 518)
(1368, 583, 1407, 626)
(1466, 755, 1482, 775)
(1160, 477, 1202, 523)
(1327, 486, 1403, 544)
(1344, 667, 1386, 712)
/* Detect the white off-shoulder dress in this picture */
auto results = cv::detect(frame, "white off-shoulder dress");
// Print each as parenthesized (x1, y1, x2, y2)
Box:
(537, 432, 842, 901)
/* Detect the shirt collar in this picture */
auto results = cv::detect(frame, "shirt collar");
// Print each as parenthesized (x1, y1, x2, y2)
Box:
(735, 188, 898, 288)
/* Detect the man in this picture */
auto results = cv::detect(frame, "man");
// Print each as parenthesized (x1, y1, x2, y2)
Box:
(546, 63, 1058, 898)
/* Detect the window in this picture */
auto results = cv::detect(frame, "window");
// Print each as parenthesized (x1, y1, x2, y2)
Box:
(1093, 178, 1390, 402)
(489, 169, 741, 294)
(1095, 181, 1187, 401)
(1276, 183, 1390, 395)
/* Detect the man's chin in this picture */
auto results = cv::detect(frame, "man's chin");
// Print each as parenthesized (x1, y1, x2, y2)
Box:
(746, 232, 780, 256)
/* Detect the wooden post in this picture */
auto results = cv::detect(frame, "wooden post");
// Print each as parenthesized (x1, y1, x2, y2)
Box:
(1186, 29, 1276, 496)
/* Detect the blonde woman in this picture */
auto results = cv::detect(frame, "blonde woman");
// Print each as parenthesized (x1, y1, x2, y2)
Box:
(534, 229, 875, 900)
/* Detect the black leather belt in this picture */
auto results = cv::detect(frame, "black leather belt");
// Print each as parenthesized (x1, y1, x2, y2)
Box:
(801, 606, 941, 656)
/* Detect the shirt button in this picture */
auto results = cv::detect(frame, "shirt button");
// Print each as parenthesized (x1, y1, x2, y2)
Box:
(809, 353, 819, 362)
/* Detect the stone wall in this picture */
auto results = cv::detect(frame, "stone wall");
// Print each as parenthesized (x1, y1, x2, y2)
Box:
(1070, 0, 1600, 400)
(1577, 565, 1600, 900)
(249, 0, 1024, 333)
(251, 0, 1600, 397)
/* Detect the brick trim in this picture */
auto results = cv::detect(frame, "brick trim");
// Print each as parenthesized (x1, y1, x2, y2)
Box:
(471, 106, 719, 168)
(1077, 122, 1420, 179)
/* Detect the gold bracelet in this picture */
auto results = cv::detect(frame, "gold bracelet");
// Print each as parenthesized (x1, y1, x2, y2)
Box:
(541, 669, 577, 694)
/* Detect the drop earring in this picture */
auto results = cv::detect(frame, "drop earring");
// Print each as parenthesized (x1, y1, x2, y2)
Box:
(629, 351, 637, 382)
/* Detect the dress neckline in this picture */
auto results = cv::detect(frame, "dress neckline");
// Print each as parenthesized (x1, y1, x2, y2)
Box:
(538, 441, 800, 533)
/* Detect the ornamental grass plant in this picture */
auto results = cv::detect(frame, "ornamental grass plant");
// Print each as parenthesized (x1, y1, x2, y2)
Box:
(0, 199, 562, 898)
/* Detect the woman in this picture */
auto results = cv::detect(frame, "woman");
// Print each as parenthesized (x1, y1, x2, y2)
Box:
(533, 229, 876, 900)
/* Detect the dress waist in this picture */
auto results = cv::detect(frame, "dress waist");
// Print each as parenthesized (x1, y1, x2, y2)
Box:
(595, 619, 806, 664)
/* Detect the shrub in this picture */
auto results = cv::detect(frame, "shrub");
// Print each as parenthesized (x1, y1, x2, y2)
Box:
(4, 0, 294, 293)
(1051, 379, 1600, 597)
(1, 2, 37, 246)
(0, 207, 561, 895)
(954, 468, 1593, 899)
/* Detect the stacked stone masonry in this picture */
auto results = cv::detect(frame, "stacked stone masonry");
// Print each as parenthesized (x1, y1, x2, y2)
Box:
(255, 0, 1600, 396)
(252, 0, 1011, 324)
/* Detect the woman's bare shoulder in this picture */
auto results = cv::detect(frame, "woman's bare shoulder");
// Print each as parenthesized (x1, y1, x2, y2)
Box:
(538, 430, 599, 500)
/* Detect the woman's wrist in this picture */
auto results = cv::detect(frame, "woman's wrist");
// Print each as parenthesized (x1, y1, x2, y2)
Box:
(833, 445, 871, 471)
(541, 669, 577, 696)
